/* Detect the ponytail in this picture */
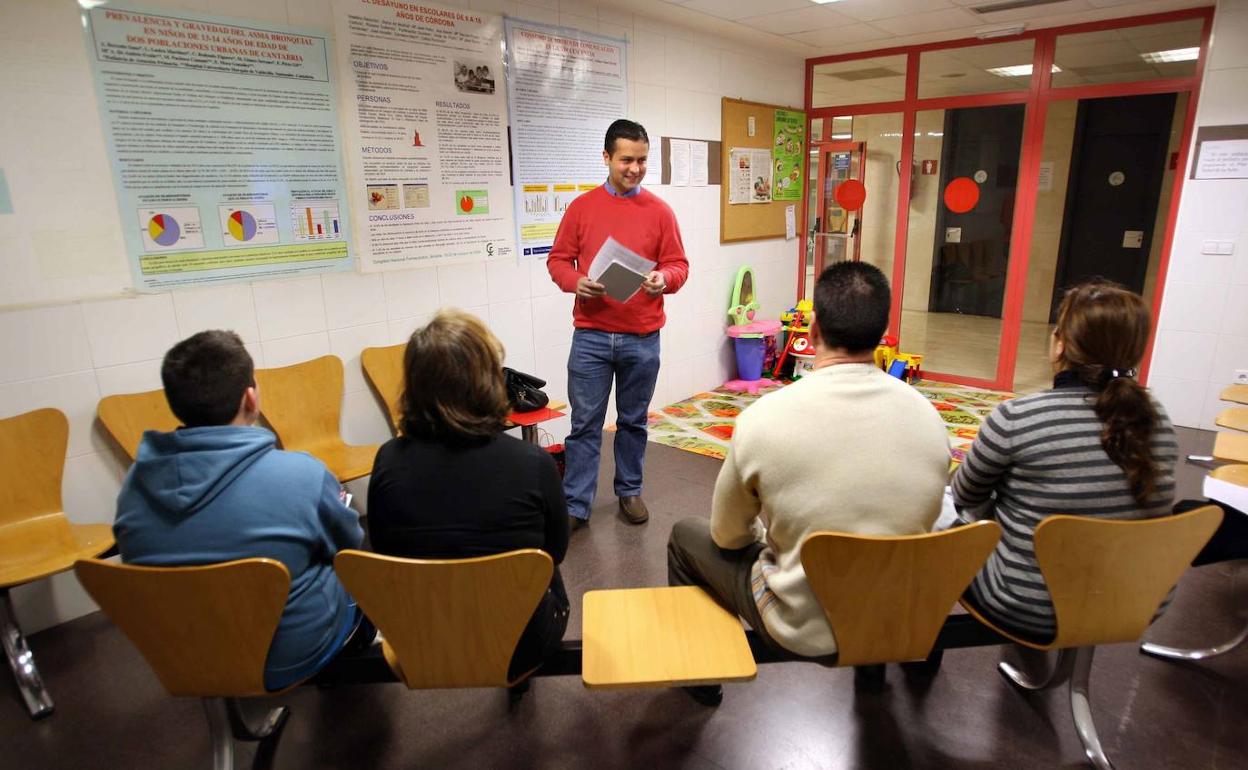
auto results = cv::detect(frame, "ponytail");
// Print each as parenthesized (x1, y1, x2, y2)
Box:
(1054, 281, 1161, 507)
(1093, 374, 1160, 506)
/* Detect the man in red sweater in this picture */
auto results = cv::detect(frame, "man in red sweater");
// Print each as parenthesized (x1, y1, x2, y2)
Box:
(547, 119, 689, 527)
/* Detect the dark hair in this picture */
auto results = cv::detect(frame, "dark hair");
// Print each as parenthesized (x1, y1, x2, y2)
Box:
(1054, 281, 1160, 505)
(604, 119, 649, 155)
(812, 261, 891, 353)
(399, 309, 511, 444)
(161, 330, 254, 428)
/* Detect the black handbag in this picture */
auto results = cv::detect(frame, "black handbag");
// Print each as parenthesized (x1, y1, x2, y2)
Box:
(503, 367, 549, 412)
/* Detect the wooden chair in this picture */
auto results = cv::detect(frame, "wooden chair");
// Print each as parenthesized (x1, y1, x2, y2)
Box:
(334, 549, 552, 688)
(74, 558, 296, 770)
(800, 520, 1002, 667)
(254, 356, 378, 482)
(360, 343, 405, 433)
(97, 389, 180, 461)
(581, 586, 757, 691)
(1215, 407, 1248, 433)
(1142, 466, 1248, 662)
(1221, 383, 1248, 405)
(960, 506, 1223, 770)
(0, 408, 114, 719)
(1213, 431, 1248, 464)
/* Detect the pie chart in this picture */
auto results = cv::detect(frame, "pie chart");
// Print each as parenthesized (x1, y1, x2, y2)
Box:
(147, 214, 181, 247)
(227, 210, 258, 242)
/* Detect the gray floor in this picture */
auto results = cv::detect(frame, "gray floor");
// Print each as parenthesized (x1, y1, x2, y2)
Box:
(2, 428, 1245, 769)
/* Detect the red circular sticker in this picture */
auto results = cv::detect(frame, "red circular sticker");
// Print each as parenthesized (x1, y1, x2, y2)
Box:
(834, 179, 866, 212)
(943, 177, 980, 214)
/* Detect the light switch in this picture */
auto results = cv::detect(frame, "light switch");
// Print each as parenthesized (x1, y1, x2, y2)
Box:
(1202, 240, 1221, 255)
(1218, 240, 1236, 255)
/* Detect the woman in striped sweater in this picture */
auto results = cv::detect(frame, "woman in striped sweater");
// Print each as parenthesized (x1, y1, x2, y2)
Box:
(951, 281, 1179, 641)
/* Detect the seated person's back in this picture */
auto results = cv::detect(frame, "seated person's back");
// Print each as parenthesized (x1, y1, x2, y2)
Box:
(952, 281, 1178, 641)
(669, 261, 950, 659)
(113, 330, 365, 690)
(367, 310, 569, 679)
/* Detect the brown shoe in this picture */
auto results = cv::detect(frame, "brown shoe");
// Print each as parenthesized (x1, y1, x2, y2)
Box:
(618, 496, 649, 524)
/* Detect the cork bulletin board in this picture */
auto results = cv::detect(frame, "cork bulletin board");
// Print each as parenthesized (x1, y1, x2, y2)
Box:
(720, 97, 806, 243)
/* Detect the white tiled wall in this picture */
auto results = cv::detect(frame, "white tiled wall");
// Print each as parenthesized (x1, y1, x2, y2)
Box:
(1148, 0, 1248, 430)
(0, 0, 803, 632)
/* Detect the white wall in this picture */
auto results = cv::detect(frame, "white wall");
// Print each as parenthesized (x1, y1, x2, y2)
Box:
(1147, 0, 1248, 430)
(0, 0, 802, 632)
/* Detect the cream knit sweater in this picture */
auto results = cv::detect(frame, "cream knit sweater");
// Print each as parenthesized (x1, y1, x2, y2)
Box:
(710, 363, 951, 657)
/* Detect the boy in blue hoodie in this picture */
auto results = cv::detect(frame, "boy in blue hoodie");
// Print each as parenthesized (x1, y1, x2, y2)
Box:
(114, 330, 368, 690)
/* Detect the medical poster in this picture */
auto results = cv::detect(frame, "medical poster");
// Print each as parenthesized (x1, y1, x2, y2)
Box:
(772, 109, 804, 202)
(84, 5, 353, 291)
(336, 0, 515, 269)
(505, 20, 628, 258)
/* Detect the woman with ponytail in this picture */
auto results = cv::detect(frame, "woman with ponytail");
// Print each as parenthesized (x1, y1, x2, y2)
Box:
(951, 281, 1179, 641)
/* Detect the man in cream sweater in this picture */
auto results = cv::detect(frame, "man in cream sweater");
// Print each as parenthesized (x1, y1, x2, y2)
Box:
(667, 261, 950, 681)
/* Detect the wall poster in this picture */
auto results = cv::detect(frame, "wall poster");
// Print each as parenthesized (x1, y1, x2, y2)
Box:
(504, 19, 628, 258)
(771, 108, 804, 202)
(84, 5, 354, 290)
(336, 0, 515, 270)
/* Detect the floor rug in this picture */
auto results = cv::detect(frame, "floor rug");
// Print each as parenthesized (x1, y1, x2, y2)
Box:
(646, 379, 1016, 467)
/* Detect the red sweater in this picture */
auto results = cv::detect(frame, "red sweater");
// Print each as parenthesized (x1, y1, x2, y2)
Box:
(546, 186, 688, 334)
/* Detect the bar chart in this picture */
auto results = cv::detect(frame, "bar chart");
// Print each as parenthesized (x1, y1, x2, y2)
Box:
(290, 202, 343, 241)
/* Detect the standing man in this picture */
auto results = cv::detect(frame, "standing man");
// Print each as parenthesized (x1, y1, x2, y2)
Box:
(548, 119, 688, 527)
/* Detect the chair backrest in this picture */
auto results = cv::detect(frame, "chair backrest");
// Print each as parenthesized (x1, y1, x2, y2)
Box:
(1213, 431, 1248, 464)
(1222, 383, 1248, 405)
(97, 389, 181, 461)
(1216, 407, 1248, 432)
(360, 343, 405, 433)
(1211, 463, 1248, 487)
(74, 558, 290, 697)
(254, 356, 345, 452)
(799, 521, 1001, 666)
(1036, 505, 1223, 648)
(0, 408, 67, 528)
(334, 549, 553, 688)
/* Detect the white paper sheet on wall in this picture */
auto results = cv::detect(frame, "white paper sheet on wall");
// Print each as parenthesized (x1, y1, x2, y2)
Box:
(690, 141, 708, 186)
(669, 139, 691, 186)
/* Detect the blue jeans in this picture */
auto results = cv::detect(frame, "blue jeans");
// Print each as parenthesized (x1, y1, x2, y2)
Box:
(564, 328, 661, 520)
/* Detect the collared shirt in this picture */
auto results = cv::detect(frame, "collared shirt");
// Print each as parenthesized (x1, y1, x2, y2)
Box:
(604, 179, 641, 198)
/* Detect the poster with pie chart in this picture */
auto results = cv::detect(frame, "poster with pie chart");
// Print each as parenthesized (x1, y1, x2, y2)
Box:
(218, 205, 279, 246)
(138, 207, 205, 252)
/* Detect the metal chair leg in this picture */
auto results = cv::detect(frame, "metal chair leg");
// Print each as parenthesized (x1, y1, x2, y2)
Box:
(0, 588, 54, 719)
(999, 647, 1074, 691)
(1069, 647, 1114, 770)
(1141, 619, 1248, 661)
(203, 698, 236, 770)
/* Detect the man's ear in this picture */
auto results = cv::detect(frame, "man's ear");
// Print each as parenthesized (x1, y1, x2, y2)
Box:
(808, 315, 821, 346)
(240, 384, 260, 424)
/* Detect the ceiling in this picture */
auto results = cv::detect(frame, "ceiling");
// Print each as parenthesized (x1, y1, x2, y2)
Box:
(592, 0, 1210, 63)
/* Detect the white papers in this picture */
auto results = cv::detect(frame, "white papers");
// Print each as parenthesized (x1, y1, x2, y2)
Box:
(1195, 139, 1248, 179)
(689, 141, 709, 186)
(785, 205, 796, 240)
(729, 148, 752, 204)
(669, 139, 690, 186)
(644, 139, 662, 188)
(1037, 161, 1055, 192)
(1204, 475, 1248, 514)
(588, 236, 656, 303)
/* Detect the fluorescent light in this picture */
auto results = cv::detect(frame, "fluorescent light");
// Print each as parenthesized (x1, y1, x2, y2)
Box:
(830, 133, 851, 139)
(810, 0, 845, 4)
(975, 23, 1027, 40)
(1140, 47, 1199, 64)
(987, 63, 1061, 78)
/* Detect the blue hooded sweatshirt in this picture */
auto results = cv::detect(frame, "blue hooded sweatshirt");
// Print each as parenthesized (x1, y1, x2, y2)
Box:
(113, 425, 364, 690)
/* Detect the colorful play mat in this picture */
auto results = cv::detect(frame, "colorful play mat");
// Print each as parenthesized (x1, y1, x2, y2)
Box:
(646, 379, 1015, 467)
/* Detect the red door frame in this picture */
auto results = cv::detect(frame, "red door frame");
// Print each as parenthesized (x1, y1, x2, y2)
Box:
(797, 7, 1214, 391)
(810, 140, 865, 274)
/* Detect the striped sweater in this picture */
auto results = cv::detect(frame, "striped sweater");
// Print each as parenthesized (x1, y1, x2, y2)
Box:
(951, 380, 1178, 640)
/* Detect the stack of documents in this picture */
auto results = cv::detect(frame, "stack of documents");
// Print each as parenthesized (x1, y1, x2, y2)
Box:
(588, 236, 657, 303)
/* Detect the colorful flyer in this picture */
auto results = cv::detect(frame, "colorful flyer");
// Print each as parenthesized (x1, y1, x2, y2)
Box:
(83, 5, 353, 290)
(772, 108, 806, 202)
